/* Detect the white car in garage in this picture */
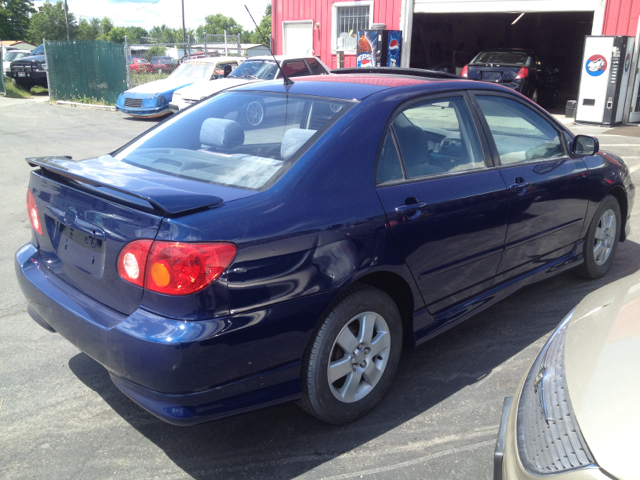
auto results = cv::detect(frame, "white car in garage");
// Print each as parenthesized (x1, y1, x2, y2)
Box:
(169, 55, 330, 118)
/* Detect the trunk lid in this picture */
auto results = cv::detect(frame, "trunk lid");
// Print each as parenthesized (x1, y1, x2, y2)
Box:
(27, 155, 253, 315)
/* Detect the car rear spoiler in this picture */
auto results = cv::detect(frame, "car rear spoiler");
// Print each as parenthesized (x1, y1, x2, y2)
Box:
(26, 156, 223, 216)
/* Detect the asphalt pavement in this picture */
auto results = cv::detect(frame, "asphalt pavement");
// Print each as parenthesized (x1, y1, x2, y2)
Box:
(1, 98, 639, 480)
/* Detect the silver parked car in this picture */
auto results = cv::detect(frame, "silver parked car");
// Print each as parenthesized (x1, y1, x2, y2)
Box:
(495, 272, 640, 479)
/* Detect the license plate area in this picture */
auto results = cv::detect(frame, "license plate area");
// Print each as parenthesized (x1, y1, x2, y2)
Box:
(47, 219, 107, 278)
(481, 71, 502, 82)
(18, 72, 25, 77)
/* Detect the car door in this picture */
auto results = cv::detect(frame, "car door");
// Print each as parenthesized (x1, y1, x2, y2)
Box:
(470, 92, 590, 285)
(375, 93, 510, 315)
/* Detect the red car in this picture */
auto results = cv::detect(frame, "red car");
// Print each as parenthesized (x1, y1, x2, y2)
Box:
(128, 58, 152, 73)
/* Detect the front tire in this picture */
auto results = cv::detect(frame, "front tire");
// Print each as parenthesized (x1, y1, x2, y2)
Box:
(298, 284, 402, 424)
(577, 195, 621, 279)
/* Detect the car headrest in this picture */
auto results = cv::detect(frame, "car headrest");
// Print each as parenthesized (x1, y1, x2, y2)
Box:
(281, 128, 316, 160)
(200, 118, 244, 149)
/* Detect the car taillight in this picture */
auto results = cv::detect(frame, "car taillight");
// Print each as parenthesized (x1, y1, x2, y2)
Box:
(461, 65, 468, 77)
(26, 189, 43, 235)
(117, 240, 237, 295)
(117, 239, 153, 287)
(515, 67, 529, 80)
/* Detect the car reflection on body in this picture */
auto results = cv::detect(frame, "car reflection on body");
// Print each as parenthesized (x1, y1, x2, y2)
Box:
(16, 67, 634, 426)
(169, 55, 330, 115)
(116, 56, 241, 118)
(495, 271, 640, 480)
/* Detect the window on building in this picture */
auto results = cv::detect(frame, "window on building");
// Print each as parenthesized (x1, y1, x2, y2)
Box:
(332, 1, 373, 52)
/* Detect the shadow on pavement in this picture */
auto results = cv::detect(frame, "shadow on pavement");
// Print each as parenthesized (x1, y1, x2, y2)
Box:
(69, 240, 640, 480)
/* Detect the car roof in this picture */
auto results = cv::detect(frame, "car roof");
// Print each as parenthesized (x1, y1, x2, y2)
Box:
(233, 73, 480, 101)
(245, 55, 319, 62)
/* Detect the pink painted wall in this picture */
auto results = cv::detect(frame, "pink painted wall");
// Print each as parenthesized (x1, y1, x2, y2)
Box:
(272, 0, 403, 69)
(602, 0, 640, 37)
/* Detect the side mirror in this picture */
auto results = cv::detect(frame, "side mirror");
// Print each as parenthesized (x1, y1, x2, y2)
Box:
(571, 135, 599, 156)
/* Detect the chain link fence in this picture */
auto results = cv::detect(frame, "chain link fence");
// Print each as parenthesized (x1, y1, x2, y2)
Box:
(127, 32, 243, 88)
(45, 40, 127, 104)
(0, 43, 6, 96)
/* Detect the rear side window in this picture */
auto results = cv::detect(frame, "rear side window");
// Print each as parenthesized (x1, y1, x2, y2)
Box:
(376, 131, 403, 184)
(475, 95, 565, 165)
(390, 96, 484, 179)
(281, 60, 310, 77)
(115, 92, 353, 190)
(307, 58, 327, 75)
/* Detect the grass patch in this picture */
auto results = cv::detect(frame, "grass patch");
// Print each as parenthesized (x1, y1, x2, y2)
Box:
(65, 95, 114, 106)
(3, 80, 31, 98)
(130, 71, 170, 87)
(31, 85, 48, 94)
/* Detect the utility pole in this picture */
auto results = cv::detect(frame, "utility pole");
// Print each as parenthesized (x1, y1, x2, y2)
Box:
(64, 0, 70, 41)
(181, 0, 186, 44)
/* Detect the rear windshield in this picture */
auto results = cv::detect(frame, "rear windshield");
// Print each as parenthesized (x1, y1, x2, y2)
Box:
(115, 91, 353, 190)
(472, 51, 529, 65)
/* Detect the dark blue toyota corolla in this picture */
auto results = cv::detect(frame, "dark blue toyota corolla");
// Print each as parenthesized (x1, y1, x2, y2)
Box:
(15, 69, 634, 426)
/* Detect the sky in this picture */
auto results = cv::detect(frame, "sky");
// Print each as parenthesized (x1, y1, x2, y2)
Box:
(33, 0, 272, 31)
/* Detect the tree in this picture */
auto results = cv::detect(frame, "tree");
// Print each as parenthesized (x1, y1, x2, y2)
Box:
(77, 17, 100, 40)
(202, 13, 244, 36)
(250, 3, 271, 46)
(106, 26, 125, 43)
(123, 26, 147, 44)
(98, 16, 113, 39)
(147, 24, 179, 44)
(0, 0, 35, 40)
(28, 0, 76, 43)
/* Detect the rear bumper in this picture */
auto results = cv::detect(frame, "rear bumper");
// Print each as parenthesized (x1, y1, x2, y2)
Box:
(15, 243, 333, 425)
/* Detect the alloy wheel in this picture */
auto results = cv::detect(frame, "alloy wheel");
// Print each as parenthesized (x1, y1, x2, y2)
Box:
(593, 208, 616, 266)
(327, 311, 391, 403)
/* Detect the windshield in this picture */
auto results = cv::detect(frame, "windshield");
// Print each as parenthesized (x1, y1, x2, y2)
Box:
(32, 45, 44, 55)
(115, 91, 353, 190)
(473, 51, 529, 65)
(167, 62, 215, 81)
(229, 60, 279, 80)
(5, 52, 28, 61)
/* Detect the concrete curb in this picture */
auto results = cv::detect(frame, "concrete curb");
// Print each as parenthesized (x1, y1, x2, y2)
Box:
(56, 100, 116, 112)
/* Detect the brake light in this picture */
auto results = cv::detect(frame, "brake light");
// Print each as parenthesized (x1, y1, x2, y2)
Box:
(461, 65, 468, 77)
(26, 189, 43, 235)
(515, 67, 529, 80)
(117, 240, 237, 295)
(117, 239, 153, 287)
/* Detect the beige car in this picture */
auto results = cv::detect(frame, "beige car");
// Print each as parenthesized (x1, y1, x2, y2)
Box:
(495, 273, 640, 480)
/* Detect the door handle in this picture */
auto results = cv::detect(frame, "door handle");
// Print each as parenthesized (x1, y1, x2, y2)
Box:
(509, 179, 531, 195)
(395, 202, 428, 219)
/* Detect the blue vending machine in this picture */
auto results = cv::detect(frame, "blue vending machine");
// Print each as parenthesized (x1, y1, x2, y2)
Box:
(356, 30, 403, 67)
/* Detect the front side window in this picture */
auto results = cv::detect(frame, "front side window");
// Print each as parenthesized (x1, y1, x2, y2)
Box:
(475, 95, 565, 165)
(229, 60, 279, 80)
(115, 92, 353, 190)
(384, 96, 484, 180)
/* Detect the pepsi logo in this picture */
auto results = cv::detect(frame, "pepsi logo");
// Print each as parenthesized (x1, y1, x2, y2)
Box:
(361, 59, 371, 66)
(389, 39, 399, 51)
(625, 53, 631, 73)
(585, 54, 607, 77)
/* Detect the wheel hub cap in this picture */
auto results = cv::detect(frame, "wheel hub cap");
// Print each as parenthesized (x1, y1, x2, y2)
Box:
(327, 312, 391, 403)
(593, 208, 616, 266)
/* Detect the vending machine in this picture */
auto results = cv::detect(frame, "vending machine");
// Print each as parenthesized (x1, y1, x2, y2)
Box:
(576, 35, 634, 125)
(356, 30, 402, 68)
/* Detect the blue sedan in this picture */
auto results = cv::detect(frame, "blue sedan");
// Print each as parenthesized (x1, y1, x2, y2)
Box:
(16, 68, 634, 425)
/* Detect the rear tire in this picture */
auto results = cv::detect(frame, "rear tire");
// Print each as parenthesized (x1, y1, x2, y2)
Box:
(577, 195, 621, 279)
(298, 284, 402, 424)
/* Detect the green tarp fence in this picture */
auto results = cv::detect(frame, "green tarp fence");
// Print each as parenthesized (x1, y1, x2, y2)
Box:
(45, 40, 127, 104)
(0, 44, 6, 96)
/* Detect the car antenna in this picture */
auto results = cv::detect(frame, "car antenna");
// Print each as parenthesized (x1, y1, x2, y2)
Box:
(244, 5, 294, 86)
